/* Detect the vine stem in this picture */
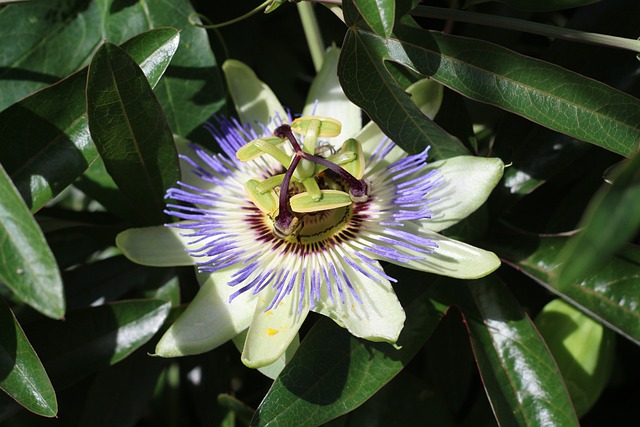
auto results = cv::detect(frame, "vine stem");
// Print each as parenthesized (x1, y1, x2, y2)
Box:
(297, 1, 325, 72)
(412, 5, 640, 54)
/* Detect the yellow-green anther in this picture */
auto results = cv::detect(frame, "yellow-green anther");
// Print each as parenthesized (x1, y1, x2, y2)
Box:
(326, 151, 357, 166)
(236, 137, 286, 162)
(302, 177, 322, 201)
(291, 116, 342, 138)
(290, 190, 353, 213)
(256, 174, 286, 194)
(253, 138, 292, 168)
(244, 179, 278, 214)
(339, 138, 365, 179)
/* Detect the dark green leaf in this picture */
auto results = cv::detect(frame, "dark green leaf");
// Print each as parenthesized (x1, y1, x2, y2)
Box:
(130, 1, 225, 139)
(25, 299, 171, 389)
(0, 0, 223, 139)
(0, 0, 104, 111)
(251, 284, 447, 426)
(452, 278, 579, 426)
(86, 42, 180, 225)
(78, 350, 166, 427)
(339, 30, 467, 159)
(73, 156, 138, 222)
(559, 151, 640, 287)
(341, 4, 640, 157)
(0, 163, 64, 319)
(491, 232, 640, 345)
(0, 28, 180, 212)
(464, 0, 602, 12)
(353, 0, 396, 38)
(64, 255, 177, 310)
(0, 298, 57, 417)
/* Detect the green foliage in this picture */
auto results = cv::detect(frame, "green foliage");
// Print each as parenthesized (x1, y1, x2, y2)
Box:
(0, 0, 638, 426)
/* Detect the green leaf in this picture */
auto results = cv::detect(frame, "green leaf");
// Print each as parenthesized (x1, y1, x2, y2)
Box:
(251, 284, 447, 426)
(0, 0, 223, 139)
(25, 299, 171, 389)
(78, 350, 166, 427)
(0, 298, 57, 417)
(535, 299, 615, 417)
(452, 278, 579, 426)
(464, 0, 602, 12)
(87, 42, 180, 225)
(339, 29, 467, 159)
(64, 255, 177, 310)
(0, 28, 181, 212)
(341, 3, 640, 158)
(491, 232, 640, 345)
(0, 163, 64, 319)
(0, 0, 104, 111)
(123, 0, 225, 139)
(558, 150, 640, 287)
(353, 0, 396, 38)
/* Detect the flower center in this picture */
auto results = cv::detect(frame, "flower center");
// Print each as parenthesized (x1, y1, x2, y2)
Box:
(236, 116, 369, 241)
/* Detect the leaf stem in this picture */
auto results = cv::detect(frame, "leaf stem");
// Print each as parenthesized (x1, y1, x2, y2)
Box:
(412, 6, 640, 54)
(188, 0, 272, 29)
(297, 1, 325, 72)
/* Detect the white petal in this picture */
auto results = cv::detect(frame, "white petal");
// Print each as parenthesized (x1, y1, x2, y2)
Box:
(357, 121, 407, 173)
(116, 225, 196, 266)
(426, 156, 504, 232)
(314, 260, 405, 343)
(241, 287, 309, 368)
(174, 135, 218, 191)
(390, 226, 501, 279)
(155, 268, 256, 357)
(232, 330, 300, 379)
(222, 59, 288, 131)
(303, 47, 362, 140)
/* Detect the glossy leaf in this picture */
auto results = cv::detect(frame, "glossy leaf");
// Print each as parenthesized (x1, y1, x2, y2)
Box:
(0, 299, 57, 417)
(456, 278, 579, 426)
(0, 0, 222, 138)
(341, 2, 640, 158)
(464, 0, 602, 11)
(0, 28, 180, 212)
(115, 0, 225, 139)
(558, 150, 640, 287)
(492, 232, 640, 345)
(25, 300, 171, 389)
(86, 42, 180, 225)
(339, 29, 467, 159)
(251, 285, 447, 426)
(535, 299, 615, 417)
(0, 163, 64, 318)
(0, 0, 104, 111)
(353, 0, 396, 37)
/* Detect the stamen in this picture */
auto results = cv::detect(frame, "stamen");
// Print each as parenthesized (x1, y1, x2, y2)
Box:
(273, 154, 301, 238)
(302, 153, 369, 202)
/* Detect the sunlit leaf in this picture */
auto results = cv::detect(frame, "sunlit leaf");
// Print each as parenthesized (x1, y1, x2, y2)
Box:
(0, 299, 57, 417)
(86, 42, 180, 225)
(0, 163, 64, 318)
(491, 231, 640, 345)
(451, 278, 579, 426)
(558, 150, 640, 287)
(0, 28, 180, 212)
(341, 1, 640, 158)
